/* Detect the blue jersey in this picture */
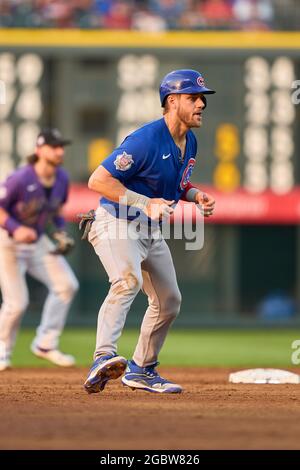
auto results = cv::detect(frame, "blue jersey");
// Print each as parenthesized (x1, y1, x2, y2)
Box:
(100, 117, 197, 220)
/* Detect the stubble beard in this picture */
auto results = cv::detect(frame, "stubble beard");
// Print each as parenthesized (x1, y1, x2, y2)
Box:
(177, 107, 202, 129)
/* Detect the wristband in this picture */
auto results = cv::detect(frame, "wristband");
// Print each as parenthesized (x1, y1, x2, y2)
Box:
(185, 188, 200, 203)
(123, 189, 150, 211)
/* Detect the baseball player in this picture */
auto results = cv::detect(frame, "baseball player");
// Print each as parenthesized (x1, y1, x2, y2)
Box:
(83, 69, 215, 394)
(0, 128, 79, 371)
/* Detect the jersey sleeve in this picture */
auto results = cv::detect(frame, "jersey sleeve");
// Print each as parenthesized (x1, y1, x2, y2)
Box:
(100, 134, 147, 182)
(0, 173, 21, 210)
(53, 171, 69, 230)
(61, 171, 69, 204)
(53, 214, 66, 231)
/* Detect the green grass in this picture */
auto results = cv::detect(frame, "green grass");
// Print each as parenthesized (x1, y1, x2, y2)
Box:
(11, 328, 300, 368)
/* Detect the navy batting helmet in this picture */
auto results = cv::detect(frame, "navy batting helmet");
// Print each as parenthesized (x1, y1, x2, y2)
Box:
(159, 69, 215, 107)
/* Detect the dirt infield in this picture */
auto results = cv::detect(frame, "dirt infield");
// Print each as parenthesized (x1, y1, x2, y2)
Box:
(0, 367, 300, 450)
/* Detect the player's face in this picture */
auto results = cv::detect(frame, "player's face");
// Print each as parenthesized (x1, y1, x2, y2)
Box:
(37, 144, 65, 166)
(176, 94, 205, 128)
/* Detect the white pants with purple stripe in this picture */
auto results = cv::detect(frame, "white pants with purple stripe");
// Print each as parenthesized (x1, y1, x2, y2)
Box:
(89, 206, 181, 367)
(0, 228, 79, 360)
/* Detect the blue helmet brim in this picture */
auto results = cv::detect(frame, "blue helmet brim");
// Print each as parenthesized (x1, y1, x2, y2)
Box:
(199, 87, 216, 94)
(161, 86, 215, 106)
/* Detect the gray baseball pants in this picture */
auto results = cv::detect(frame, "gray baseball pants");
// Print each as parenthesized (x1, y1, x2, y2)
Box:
(88, 206, 181, 367)
(0, 228, 79, 358)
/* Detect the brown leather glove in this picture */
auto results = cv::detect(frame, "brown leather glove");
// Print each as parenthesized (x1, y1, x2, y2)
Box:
(50, 231, 75, 255)
(78, 209, 95, 240)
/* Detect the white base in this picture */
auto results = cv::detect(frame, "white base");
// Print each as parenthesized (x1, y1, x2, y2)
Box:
(229, 368, 300, 384)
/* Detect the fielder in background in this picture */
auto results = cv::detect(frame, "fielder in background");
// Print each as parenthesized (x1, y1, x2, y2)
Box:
(84, 69, 216, 394)
(0, 128, 79, 371)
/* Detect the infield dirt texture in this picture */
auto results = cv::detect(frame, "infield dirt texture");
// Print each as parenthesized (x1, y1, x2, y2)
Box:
(1, 367, 300, 450)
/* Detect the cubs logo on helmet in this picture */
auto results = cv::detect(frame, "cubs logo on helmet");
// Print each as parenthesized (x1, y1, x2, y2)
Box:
(197, 76, 205, 87)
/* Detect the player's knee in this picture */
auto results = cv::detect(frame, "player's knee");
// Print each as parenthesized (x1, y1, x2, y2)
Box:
(5, 296, 29, 316)
(112, 273, 142, 297)
(66, 276, 79, 298)
(164, 288, 182, 318)
(55, 276, 79, 303)
(126, 272, 143, 293)
(70, 276, 79, 294)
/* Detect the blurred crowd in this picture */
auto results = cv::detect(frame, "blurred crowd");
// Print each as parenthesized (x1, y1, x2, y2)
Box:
(0, 0, 298, 31)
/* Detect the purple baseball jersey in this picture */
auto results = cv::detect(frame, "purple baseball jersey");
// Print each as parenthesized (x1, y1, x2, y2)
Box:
(0, 164, 69, 236)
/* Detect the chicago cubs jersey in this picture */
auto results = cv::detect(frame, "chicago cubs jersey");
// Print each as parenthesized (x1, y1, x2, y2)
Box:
(100, 118, 197, 220)
(0, 164, 69, 236)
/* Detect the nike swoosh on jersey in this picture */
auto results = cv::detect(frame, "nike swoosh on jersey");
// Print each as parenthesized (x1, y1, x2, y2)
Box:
(162, 154, 171, 159)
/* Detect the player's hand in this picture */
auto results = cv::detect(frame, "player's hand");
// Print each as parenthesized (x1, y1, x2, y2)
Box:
(195, 191, 215, 217)
(145, 198, 175, 221)
(50, 231, 75, 255)
(13, 226, 38, 243)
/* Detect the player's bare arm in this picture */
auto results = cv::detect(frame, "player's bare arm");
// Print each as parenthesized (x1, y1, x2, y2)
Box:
(89, 165, 174, 220)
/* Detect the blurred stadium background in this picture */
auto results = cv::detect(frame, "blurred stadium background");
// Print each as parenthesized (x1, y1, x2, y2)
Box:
(0, 0, 300, 359)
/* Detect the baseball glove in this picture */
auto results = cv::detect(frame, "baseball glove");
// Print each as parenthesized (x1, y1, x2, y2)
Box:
(78, 209, 95, 240)
(50, 231, 75, 255)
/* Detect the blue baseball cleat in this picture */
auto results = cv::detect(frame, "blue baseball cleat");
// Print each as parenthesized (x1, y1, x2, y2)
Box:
(84, 354, 127, 394)
(122, 360, 182, 394)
